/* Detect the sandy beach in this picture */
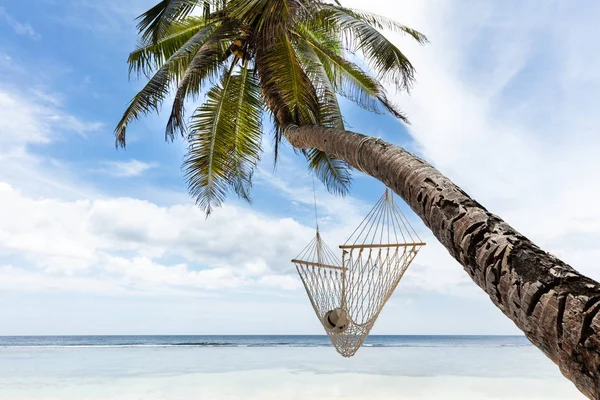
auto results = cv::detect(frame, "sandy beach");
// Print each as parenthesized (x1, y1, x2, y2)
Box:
(0, 336, 584, 399)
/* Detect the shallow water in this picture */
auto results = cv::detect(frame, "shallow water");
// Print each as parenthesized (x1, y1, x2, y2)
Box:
(0, 336, 584, 399)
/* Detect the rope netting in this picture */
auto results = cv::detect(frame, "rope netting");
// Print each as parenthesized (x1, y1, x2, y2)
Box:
(293, 188, 425, 357)
(293, 231, 346, 335)
(338, 189, 424, 356)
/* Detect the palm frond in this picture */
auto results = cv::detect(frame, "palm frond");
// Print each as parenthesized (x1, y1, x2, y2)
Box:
(136, 0, 199, 44)
(335, 7, 428, 44)
(226, 0, 271, 23)
(166, 47, 228, 140)
(306, 148, 351, 196)
(255, 31, 320, 160)
(166, 23, 238, 139)
(255, 31, 319, 126)
(228, 62, 264, 201)
(295, 37, 344, 129)
(116, 22, 220, 147)
(227, 0, 304, 32)
(129, 17, 209, 78)
(319, 6, 419, 91)
(183, 61, 264, 215)
(299, 26, 407, 122)
(184, 62, 237, 215)
(295, 23, 342, 84)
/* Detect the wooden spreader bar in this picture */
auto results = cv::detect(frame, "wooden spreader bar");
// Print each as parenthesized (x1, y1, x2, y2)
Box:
(292, 259, 347, 271)
(339, 242, 426, 250)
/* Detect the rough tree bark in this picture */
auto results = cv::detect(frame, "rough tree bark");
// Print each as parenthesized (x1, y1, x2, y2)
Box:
(284, 124, 600, 399)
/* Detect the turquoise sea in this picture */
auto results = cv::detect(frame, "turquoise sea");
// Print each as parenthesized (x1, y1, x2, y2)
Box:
(0, 335, 584, 399)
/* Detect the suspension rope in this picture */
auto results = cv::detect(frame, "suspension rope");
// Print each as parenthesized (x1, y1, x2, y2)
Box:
(312, 173, 319, 232)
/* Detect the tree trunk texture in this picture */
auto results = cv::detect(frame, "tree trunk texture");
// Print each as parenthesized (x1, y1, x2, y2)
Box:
(284, 124, 600, 399)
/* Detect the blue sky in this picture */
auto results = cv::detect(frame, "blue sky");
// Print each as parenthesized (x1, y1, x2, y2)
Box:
(1, 0, 599, 335)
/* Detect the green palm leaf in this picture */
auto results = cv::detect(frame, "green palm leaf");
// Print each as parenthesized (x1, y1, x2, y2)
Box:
(227, 0, 311, 33)
(295, 33, 351, 195)
(320, 6, 419, 91)
(298, 23, 342, 78)
(129, 17, 210, 78)
(166, 23, 238, 139)
(136, 0, 199, 44)
(184, 61, 264, 215)
(116, 22, 220, 146)
(228, 63, 264, 200)
(295, 36, 344, 129)
(255, 33, 320, 125)
(298, 26, 407, 122)
(332, 6, 428, 44)
(255, 31, 320, 159)
(306, 148, 352, 196)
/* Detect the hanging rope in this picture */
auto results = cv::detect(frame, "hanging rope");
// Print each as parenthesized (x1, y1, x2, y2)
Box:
(293, 172, 345, 344)
(312, 174, 319, 231)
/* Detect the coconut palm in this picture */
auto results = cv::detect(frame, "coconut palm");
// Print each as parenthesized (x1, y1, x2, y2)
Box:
(115, 1, 600, 398)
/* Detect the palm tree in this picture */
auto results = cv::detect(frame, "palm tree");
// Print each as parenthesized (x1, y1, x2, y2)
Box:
(115, 1, 600, 398)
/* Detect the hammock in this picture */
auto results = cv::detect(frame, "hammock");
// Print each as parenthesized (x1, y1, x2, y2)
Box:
(293, 189, 425, 357)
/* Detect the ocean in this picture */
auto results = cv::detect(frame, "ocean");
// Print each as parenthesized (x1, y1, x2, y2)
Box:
(0, 335, 584, 399)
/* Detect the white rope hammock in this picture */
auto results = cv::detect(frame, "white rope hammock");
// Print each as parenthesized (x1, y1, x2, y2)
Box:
(293, 189, 425, 357)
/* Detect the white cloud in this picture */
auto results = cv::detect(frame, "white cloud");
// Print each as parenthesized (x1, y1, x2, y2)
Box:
(0, 82, 321, 297)
(0, 7, 41, 40)
(0, 90, 53, 146)
(0, 87, 103, 199)
(0, 177, 477, 298)
(0, 183, 313, 295)
(50, 0, 151, 38)
(99, 159, 159, 178)
(0, 89, 102, 149)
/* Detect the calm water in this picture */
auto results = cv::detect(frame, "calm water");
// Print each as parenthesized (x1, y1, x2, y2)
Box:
(0, 334, 529, 348)
(0, 335, 584, 399)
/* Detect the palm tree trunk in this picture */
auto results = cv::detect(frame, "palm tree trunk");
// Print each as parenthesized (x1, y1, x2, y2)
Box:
(284, 124, 600, 399)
